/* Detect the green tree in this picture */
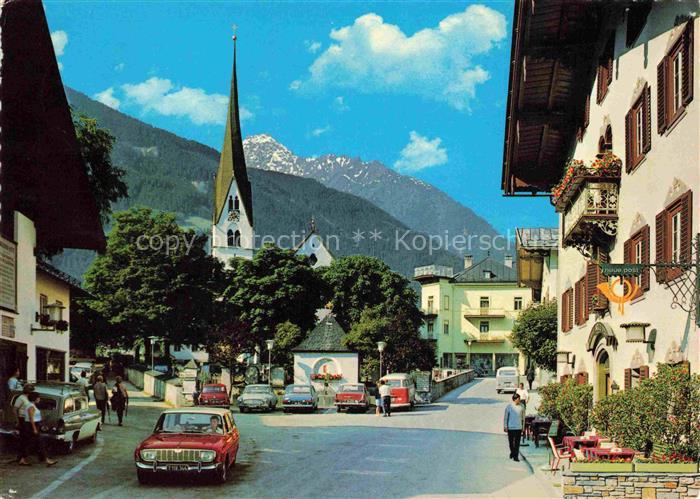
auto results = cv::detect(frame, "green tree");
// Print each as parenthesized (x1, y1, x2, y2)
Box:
(83, 207, 225, 355)
(273, 321, 305, 373)
(510, 300, 557, 371)
(223, 245, 324, 356)
(72, 112, 128, 224)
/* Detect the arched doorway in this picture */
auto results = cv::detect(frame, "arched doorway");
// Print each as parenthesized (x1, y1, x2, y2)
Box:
(596, 350, 611, 400)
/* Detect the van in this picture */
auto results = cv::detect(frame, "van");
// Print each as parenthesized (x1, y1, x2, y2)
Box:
(380, 373, 416, 410)
(496, 367, 520, 394)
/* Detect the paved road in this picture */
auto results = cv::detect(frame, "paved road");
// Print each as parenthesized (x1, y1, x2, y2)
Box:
(0, 378, 556, 498)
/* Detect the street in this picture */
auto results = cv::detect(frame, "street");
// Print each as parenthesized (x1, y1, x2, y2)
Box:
(0, 378, 556, 498)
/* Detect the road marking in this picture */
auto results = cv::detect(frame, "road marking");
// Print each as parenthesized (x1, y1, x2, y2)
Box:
(30, 435, 104, 499)
(337, 469, 391, 476)
(365, 456, 408, 463)
(259, 448, 301, 454)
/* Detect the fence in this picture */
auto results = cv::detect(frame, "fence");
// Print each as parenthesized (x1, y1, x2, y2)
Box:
(429, 369, 475, 401)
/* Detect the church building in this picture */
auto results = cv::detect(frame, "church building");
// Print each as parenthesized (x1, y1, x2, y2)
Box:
(211, 36, 255, 266)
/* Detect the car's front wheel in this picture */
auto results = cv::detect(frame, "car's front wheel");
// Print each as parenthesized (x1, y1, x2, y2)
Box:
(215, 460, 229, 484)
(61, 436, 76, 454)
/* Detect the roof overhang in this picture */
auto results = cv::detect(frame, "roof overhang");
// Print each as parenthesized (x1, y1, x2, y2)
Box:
(501, 1, 626, 196)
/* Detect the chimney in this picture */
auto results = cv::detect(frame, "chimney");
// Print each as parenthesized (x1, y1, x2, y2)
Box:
(504, 255, 513, 268)
(464, 255, 473, 269)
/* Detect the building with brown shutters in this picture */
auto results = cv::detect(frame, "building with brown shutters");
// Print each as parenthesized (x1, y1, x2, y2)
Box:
(502, 1, 698, 400)
(0, 0, 105, 383)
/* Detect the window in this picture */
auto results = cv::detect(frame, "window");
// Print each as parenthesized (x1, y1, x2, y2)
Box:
(562, 288, 573, 332)
(625, 85, 651, 172)
(228, 195, 233, 211)
(482, 270, 493, 280)
(227, 229, 234, 247)
(479, 321, 489, 333)
(234, 196, 240, 210)
(514, 297, 523, 311)
(443, 320, 449, 335)
(624, 366, 650, 390)
(427, 296, 434, 312)
(596, 35, 614, 103)
(658, 22, 694, 134)
(55, 300, 63, 321)
(40, 294, 48, 315)
(597, 125, 613, 156)
(479, 296, 490, 309)
(586, 248, 609, 313)
(233, 230, 241, 247)
(63, 398, 75, 414)
(444, 295, 450, 310)
(656, 190, 692, 282)
(625, 225, 651, 294)
(427, 321, 434, 338)
(577, 95, 591, 142)
(1, 315, 15, 339)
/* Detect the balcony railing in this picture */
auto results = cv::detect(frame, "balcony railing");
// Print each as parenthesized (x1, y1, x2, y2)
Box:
(477, 332, 506, 343)
(422, 307, 438, 316)
(414, 265, 454, 279)
(560, 180, 619, 252)
(463, 308, 506, 318)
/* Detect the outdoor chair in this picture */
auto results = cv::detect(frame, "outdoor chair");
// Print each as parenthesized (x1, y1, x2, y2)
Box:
(548, 436, 572, 473)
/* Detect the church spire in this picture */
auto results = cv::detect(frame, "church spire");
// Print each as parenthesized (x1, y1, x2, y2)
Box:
(213, 30, 253, 226)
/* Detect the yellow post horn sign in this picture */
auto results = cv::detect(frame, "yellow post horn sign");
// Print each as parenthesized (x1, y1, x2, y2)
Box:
(596, 277, 639, 315)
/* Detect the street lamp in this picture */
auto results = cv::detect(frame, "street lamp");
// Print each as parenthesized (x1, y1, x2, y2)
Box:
(467, 340, 473, 370)
(148, 336, 159, 372)
(265, 339, 274, 385)
(377, 341, 387, 378)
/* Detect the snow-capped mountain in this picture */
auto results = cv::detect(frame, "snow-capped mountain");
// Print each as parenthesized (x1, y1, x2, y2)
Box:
(244, 134, 501, 255)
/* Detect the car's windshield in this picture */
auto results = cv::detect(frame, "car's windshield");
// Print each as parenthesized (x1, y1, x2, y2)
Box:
(157, 412, 224, 433)
(340, 384, 364, 392)
(202, 386, 226, 393)
(35, 397, 58, 410)
(384, 379, 403, 387)
(499, 369, 517, 376)
(244, 385, 270, 394)
(286, 386, 310, 394)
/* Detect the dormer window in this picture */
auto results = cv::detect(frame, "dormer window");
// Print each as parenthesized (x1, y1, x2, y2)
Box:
(482, 270, 494, 280)
(234, 196, 240, 210)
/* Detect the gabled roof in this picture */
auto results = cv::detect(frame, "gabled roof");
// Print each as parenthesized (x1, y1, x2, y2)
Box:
(213, 39, 253, 226)
(0, 0, 105, 251)
(452, 256, 517, 283)
(516, 227, 559, 250)
(293, 314, 352, 353)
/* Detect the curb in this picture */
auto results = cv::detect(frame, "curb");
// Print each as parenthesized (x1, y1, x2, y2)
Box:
(519, 449, 562, 498)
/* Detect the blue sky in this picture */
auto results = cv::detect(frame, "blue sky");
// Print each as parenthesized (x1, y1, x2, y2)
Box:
(45, 1, 556, 235)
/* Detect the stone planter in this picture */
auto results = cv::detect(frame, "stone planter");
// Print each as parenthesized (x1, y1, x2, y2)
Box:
(570, 462, 634, 473)
(634, 462, 698, 473)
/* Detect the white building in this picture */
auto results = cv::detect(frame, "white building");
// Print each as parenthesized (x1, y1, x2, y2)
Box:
(292, 314, 359, 393)
(515, 228, 559, 304)
(502, 2, 698, 400)
(294, 220, 334, 269)
(211, 39, 255, 266)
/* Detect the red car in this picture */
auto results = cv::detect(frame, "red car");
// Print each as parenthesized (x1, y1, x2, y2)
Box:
(335, 383, 369, 412)
(135, 408, 239, 484)
(198, 383, 230, 407)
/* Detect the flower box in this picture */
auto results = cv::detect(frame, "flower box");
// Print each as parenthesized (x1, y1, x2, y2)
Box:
(570, 462, 634, 473)
(634, 462, 698, 473)
(551, 153, 622, 210)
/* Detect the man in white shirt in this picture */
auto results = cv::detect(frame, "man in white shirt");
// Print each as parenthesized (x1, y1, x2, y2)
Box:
(378, 380, 392, 417)
(77, 371, 90, 402)
(7, 368, 20, 391)
(516, 383, 529, 443)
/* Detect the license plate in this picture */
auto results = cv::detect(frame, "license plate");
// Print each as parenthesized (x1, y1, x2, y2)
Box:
(166, 464, 189, 471)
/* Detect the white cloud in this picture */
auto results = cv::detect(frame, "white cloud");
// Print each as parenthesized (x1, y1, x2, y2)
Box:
(394, 131, 448, 172)
(121, 77, 253, 125)
(114, 62, 125, 72)
(94, 87, 121, 110)
(305, 40, 322, 53)
(294, 5, 506, 111)
(310, 125, 331, 137)
(332, 96, 349, 112)
(51, 30, 68, 56)
(289, 80, 302, 91)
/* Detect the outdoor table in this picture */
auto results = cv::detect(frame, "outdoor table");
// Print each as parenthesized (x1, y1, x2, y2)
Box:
(531, 417, 552, 448)
(563, 435, 602, 453)
(584, 447, 636, 461)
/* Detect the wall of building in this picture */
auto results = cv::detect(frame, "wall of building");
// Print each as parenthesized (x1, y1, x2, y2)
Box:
(557, 9, 699, 396)
(212, 179, 254, 265)
(293, 352, 359, 392)
(296, 233, 333, 268)
(35, 269, 71, 380)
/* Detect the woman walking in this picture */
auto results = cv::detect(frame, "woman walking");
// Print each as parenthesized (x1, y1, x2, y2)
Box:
(18, 392, 57, 466)
(111, 376, 129, 426)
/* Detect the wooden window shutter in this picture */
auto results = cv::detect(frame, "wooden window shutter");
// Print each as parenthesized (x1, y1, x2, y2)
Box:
(657, 59, 668, 134)
(624, 238, 632, 264)
(656, 210, 667, 282)
(643, 85, 652, 153)
(680, 190, 693, 263)
(596, 250, 609, 309)
(606, 54, 614, 86)
(561, 291, 568, 332)
(624, 368, 632, 390)
(639, 365, 650, 380)
(574, 281, 581, 326)
(642, 225, 651, 291)
(586, 262, 597, 313)
(625, 110, 633, 172)
(682, 21, 694, 106)
(568, 289, 574, 331)
(583, 94, 590, 130)
(597, 67, 604, 103)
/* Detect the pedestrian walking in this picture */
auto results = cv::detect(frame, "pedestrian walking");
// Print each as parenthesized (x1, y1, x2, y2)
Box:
(526, 366, 536, 391)
(93, 375, 108, 423)
(503, 393, 524, 461)
(77, 371, 90, 402)
(18, 392, 57, 466)
(369, 383, 382, 416)
(516, 383, 529, 442)
(13, 384, 34, 462)
(111, 376, 129, 426)
(379, 380, 392, 417)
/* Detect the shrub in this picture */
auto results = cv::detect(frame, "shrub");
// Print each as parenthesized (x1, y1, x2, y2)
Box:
(537, 382, 562, 419)
(556, 379, 592, 435)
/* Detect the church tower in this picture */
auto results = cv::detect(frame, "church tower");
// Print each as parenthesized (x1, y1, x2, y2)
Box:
(212, 35, 254, 265)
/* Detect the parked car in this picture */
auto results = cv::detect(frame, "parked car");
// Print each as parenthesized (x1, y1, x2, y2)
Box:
(0, 382, 100, 453)
(496, 367, 519, 393)
(198, 384, 230, 408)
(236, 384, 277, 413)
(282, 384, 318, 413)
(380, 373, 416, 410)
(335, 383, 369, 412)
(134, 408, 239, 484)
(69, 362, 94, 382)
